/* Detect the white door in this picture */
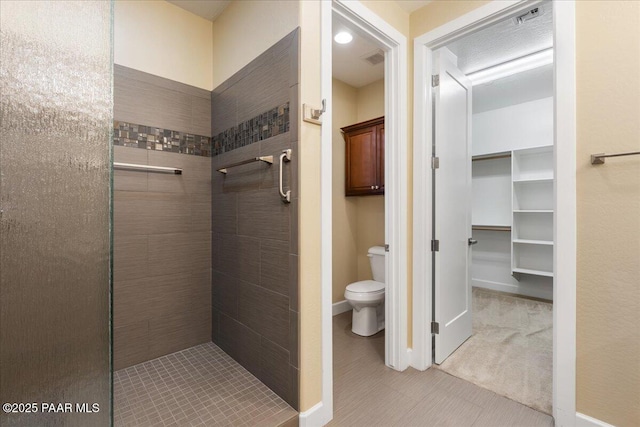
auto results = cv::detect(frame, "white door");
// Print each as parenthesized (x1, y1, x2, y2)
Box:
(433, 52, 473, 364)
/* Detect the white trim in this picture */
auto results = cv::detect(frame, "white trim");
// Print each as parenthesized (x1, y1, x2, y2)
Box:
(332, 300, 351, 316)
(553, 2, 577, 425)
(298, 402, 327, 427)
(412, 1, 577, 425)
(319, 0, 409, 424)
(576, 413, 616, 427)
(471, 279, 553, 301)
(320, 1, 334, 426)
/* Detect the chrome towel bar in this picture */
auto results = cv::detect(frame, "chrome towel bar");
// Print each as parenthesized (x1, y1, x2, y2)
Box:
(216, 155, 273, 174)
(114, 162, 182, 174)
(591, 150, 640, 165)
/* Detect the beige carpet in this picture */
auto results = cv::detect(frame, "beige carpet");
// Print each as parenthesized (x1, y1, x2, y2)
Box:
(437, 288, 553, 414)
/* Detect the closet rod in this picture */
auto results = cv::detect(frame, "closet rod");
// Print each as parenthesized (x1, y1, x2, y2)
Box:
(472, 153, 511, 162)
(472, 225, 511, 232)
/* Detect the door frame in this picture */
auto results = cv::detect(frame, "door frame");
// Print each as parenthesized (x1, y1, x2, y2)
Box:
(412, 1, 576, 426)
(308, 0, 409, 425)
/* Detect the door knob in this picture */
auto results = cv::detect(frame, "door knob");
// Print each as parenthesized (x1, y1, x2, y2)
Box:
(468, 238, 478, 245)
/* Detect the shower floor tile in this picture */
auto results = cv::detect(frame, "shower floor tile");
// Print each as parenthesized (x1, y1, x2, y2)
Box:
(114, 342, 296, 427)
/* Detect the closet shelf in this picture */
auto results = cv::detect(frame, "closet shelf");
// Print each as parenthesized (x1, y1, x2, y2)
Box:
(513, 239, 554, 246)
(513, 209, 553, 213)
(512, 267, 554, 278)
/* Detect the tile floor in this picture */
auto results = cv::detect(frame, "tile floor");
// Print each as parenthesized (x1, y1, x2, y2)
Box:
(113, 342, 297, 427)
(329, 311, 554, 426)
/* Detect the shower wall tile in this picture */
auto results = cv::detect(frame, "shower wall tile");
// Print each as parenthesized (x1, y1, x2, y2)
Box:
(234, 321, 262, 378)
(114, 321, 150, 371)
(289, 310, 299, 368)
(289, 255, 299, 312)
(115, 65, 211, 137)
(237, 189, 290, 241)
(114, 235, 148, 282)
(148, 305, 211, 357)
(114, 146, 149, 192)
(211, 28, 299, 409)
(238, 282, 289, 351)
(211, 193, 237, 234)
(113, 121, 212, 157)
(260, 239, 290, 296)
(260, 338, 291, 403)
(213, 234, 260, 284)
(113, 71, 212, 370)
(212, 270, 239, 318)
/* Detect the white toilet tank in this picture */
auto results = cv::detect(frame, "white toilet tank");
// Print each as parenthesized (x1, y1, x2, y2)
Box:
(368, 246, 386, 283)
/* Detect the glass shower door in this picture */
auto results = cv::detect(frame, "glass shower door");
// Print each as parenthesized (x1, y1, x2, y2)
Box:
(0, 1, 113, 426)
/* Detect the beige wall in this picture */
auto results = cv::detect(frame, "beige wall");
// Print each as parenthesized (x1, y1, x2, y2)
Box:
(331, 78, 386, 299)
(114, 1, 213, 90)
(299, 0, 322, 412)
(332, 79, 359, 303)
(211, 0, 300, 89)
(575, 2, 640, 426)
(355, 80, 386, 281)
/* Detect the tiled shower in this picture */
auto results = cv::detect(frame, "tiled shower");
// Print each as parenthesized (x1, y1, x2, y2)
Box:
(112, 30, 300, 426)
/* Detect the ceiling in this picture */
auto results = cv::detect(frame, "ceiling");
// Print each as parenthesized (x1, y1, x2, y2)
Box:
(396, 1, 432, 13)
(442, 1, 553, 112)
(168, 0, 432, 21)
(166, 0, 230, 21)
(445, 2, 553, 75)
(332, 15, 385, 88)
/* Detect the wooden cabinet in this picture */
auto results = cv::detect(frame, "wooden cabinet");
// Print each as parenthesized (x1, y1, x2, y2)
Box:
(342, 116, 384, 196)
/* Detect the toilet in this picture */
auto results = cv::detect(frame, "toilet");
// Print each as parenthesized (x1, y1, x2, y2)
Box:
(344, 246, 386, 336)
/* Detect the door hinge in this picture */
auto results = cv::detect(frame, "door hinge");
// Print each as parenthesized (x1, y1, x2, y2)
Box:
(385, 244, 390, 252)
(431, 239, 439, 252)
(431, 321, 440, 334)
(431, 156, 439, 169)
(432, 75, 440, 87)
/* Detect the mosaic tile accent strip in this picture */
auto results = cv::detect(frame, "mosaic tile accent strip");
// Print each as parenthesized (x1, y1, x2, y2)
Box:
(212, 102, 290, 156)
(113, 121, 212, 157)
(114, 342, 296, 427)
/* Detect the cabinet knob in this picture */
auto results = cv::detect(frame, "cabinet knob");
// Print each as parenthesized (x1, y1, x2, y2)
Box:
(376, 185, 379, 189)
(371, 185, 375, 189)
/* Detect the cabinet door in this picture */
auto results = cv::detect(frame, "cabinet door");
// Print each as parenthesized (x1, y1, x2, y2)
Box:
(345, 127, 379, 196)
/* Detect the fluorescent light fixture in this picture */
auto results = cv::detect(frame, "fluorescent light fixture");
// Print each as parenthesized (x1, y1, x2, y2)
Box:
(334, 32, 353, 44)
(467, 48, 553, 85)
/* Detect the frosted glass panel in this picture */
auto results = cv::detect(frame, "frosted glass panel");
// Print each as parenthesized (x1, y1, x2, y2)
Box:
(0, 1, 112, 426)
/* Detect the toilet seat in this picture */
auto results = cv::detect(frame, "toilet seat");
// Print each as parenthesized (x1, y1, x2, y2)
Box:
(346, 280, 384, 294)
(345, 280, 385, 302)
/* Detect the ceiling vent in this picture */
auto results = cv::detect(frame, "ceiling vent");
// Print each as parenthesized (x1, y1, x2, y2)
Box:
(514, 7, 541, 25)
(361, 49, 385, 66)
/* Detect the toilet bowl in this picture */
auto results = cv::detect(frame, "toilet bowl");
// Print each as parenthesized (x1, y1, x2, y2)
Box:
(344, 246, 386, 336)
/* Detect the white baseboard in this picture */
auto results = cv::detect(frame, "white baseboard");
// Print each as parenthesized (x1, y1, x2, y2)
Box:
(576, 413, 615, 427)
(332, 300, 351, 316)
(299, 402, 328, 427)
(472, 278, 553, 301)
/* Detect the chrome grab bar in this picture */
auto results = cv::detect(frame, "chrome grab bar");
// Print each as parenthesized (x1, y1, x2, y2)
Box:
(279, 149, 292, 203)
(217, 155, 273, 174)
(114, 162, 182, 174)
(591, 150, 640, 165)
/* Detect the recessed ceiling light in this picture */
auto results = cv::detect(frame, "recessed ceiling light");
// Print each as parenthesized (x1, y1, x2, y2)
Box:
(334, 32, 353, 44)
